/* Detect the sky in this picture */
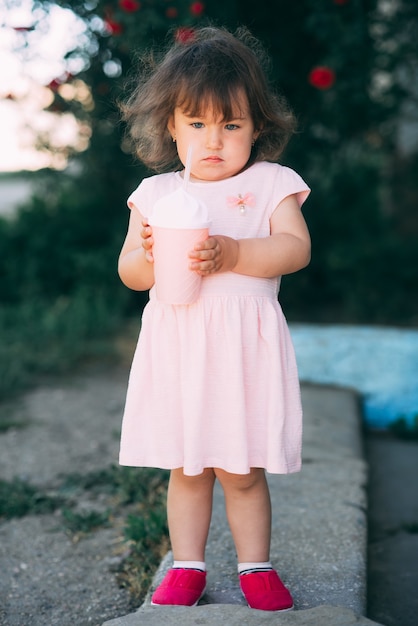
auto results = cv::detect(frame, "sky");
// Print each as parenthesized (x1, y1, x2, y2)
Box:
(0, 0, 86, 172)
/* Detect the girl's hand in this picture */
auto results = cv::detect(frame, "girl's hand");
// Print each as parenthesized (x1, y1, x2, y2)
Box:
(141, 219, 154, 262)
(188, 235, 239, 276)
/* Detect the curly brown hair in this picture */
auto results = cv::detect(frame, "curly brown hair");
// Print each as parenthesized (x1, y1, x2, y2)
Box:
(120, 26, 296, 173)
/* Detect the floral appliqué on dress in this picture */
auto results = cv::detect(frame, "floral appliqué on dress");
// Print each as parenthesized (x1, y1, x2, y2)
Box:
(226, 192, 256, 215)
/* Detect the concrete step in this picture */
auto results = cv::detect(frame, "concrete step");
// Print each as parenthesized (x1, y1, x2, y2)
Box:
(103, 385, 384, 626)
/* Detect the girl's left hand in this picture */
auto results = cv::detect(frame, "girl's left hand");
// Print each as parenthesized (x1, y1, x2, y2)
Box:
(188, 235, 239, 276)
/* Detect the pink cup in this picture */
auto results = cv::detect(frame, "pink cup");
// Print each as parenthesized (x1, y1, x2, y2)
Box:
(151, 226, 209, 304)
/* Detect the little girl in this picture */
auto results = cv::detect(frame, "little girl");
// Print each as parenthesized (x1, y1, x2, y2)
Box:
(118, 26, 311, 612)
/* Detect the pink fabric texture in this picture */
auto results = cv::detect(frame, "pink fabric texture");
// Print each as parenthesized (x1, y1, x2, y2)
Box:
(119, 162, 310, 476)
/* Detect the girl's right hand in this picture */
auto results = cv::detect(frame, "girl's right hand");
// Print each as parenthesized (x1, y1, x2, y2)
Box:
(141, 220, 154, 263)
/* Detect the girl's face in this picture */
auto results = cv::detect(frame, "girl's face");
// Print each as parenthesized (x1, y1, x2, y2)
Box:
(167, 92, 259, 182)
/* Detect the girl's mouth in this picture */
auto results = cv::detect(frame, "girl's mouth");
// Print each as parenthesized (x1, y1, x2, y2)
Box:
(204, 156, 223, 163)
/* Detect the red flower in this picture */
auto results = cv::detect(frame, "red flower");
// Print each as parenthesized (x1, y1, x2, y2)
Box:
(333, 0, 349, 5)
(166, 7, 178, 19)
(47, 72, 72, 91)
(47, 79, 61, 91)
(175, 26, 196, 44)
(190, 2, 205, 16)
(104, 19, 123, 35)
(118, 0, 141, 11)
(309, 66, 336, 90)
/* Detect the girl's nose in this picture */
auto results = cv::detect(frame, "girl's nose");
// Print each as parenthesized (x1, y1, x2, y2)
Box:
(206, 127, 222, 149)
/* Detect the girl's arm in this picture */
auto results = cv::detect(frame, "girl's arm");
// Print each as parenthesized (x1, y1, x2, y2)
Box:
(189, 194, 311, 278)
(118, 207, 155, 291)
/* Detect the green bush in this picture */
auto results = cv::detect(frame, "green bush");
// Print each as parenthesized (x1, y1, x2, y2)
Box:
(0, 290, 124, 396)
(389, 414, 418, 441)
(0, 172, 146, 397)
(282, 148, 418, 324)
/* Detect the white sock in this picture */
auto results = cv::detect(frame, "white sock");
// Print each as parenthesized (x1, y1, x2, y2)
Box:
(238, 561, 273, 575)
(173, 560, 206, 572)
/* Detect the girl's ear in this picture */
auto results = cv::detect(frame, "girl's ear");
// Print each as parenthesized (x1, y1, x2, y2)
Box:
(253, 128, 261, 142)
(167, 115, 176, 141)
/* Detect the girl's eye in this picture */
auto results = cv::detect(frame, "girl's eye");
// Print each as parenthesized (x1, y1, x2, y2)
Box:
(191, 122, 204, 129)
(225, 123, 239, 131)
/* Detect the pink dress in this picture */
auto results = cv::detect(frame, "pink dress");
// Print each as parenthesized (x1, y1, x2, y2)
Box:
(119, 161, 310, 476)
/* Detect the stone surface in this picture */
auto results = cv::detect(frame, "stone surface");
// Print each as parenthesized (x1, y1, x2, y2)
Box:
(103, 604, 384, 626)
(104, 385, 382, 626)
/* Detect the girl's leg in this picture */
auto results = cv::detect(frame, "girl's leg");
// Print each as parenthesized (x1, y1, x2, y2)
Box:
(215, 467, 293, 612)
(214, 467, 271, 562)
(152, 468, 215, 606)
(167, 467, 216, 561)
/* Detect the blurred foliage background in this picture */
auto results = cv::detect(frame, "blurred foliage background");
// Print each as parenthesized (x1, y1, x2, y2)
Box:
(1, 0, 417, 396)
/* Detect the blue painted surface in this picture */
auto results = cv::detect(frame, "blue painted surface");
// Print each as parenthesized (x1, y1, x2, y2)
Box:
(289, 324, 418, 429)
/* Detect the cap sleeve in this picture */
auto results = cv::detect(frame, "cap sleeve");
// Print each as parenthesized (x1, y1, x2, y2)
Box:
(274, 165, 310, 209)
(126, 176, 154, 220)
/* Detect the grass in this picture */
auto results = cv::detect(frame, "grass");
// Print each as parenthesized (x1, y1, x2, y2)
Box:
(0, 478, 64, 518)
(0, 466, 170, 606)
(61, 508, 111, 534)
(117, 500, 170, 603)
(60, 466, 170, 601)
(61, 465, 168, 505)
(0, 410, 30, 434)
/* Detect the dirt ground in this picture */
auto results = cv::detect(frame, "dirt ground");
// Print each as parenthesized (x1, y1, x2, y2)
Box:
(0, 363, 137, 626)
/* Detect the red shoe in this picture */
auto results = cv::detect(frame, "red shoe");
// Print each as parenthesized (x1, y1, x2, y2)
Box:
(239, 569, 294, 611)
(151, 568, 206, 606)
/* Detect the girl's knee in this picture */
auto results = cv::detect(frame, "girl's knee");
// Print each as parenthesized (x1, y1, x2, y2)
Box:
(170, 467, 216, 486)
(215, 467, 266, 492)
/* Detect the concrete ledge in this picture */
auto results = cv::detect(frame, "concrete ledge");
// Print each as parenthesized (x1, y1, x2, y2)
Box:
(104, 604, 382, 626)
(103, 385, 384, 626)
